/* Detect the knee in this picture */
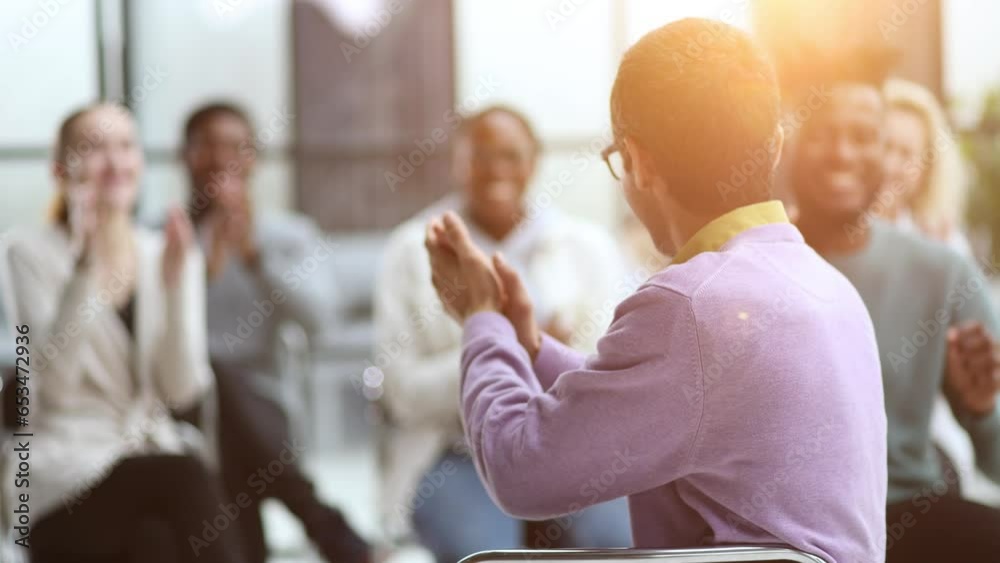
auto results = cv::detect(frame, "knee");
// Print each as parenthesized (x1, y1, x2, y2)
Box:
(160, 455, 213, 488)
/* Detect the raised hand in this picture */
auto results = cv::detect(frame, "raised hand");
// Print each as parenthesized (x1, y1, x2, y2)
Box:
(162, 207, 194, 290)
(424, 212, 504, 322)
(66, 182, 98, 263)
(492, 252, 542, 359)
(945, 321, 1000, 418)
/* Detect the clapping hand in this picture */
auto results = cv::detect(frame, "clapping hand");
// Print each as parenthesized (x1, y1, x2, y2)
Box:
(162, 207, 194, 290)
(425, 212, 504, 322)
(425, 212, 543, 358)
(945, 321, 1000, 418)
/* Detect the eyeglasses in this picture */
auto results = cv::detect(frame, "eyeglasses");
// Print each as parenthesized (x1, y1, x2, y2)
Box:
(601, 142, 627, 180)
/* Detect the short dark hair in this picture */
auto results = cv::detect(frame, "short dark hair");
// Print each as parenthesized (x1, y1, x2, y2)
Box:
(610, 18, 781, 214)
(458, 104, 542, 156)
(183, 102, 254, 146)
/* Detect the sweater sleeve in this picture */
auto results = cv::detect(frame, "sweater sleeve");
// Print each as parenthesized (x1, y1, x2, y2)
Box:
(374, 228, 462, 426)
(154, 245, 213, 410)
(532, 334, 585, 391)
(950, 257, 1000, 481)
(0, 236, 96, 390)
(460, 285, 704, 520)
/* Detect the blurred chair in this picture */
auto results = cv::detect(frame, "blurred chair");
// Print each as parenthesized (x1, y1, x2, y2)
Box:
(458, 547, 828, 563)
(305, 232, 388, 451)
(275, 320, 312, 445)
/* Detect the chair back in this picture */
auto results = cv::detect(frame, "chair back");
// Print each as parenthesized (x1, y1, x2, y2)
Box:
(458, 547, 829, 563)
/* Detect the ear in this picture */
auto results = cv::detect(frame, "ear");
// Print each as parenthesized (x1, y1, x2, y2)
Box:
(770, 125, 785, 172)
(623, 136, 660, 193)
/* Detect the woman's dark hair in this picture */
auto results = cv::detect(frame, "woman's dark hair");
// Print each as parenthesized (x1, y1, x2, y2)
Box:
(183, 102, 255, 147)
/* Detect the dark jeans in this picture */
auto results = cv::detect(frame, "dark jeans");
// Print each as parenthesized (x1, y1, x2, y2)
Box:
(212, 362, 353, 563)
(31, 454, 248, 563)
(886, 495, 1000, 562)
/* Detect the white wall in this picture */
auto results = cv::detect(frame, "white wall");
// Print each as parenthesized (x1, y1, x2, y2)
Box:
(6, 0, 994, 232)
(453, 0, 620, 228)
(0, 0, 99, 229)
(129, 0, 293, 222)
(0, 0, 294, 232)
(626, 0, 751, 42)
(452, 0, 755, 230)
(943, 1, 1000, 128)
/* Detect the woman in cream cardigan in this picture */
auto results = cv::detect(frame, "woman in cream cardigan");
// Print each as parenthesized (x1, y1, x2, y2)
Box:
(0, 104, 247, 563)
(374, 106, 633, 562)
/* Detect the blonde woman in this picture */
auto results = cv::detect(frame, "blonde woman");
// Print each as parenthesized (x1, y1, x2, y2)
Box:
(881, 78, 972, 255)
(883, 79, 1000, 507)
(0, 104, 247, 563)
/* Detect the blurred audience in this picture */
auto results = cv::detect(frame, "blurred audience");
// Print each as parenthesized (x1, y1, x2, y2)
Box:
(181, 102, 369, 563)
(374, 105, 631, 562)
(787, 52, 1000, 562)
(880, 78, 972, 255)
(879, 78, 1000, 505)
(0, 103, 247, 563)
(426, 20, 886, 563)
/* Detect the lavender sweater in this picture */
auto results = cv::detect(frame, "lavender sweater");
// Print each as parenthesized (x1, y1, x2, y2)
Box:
(460, 223, 887, 563)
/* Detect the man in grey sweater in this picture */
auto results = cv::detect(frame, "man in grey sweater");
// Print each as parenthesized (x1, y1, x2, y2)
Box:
(182, 102, 368, 563)
(785, 50, 1000, 562)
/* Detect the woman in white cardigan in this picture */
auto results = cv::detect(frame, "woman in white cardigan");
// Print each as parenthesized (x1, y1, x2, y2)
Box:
(374, 106, 633, 562)
(0, 104, 247, 563)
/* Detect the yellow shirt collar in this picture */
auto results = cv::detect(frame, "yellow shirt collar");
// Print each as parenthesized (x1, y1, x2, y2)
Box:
(671, 201, 790, 265)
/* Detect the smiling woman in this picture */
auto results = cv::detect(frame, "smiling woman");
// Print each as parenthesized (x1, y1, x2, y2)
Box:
(0, 104, 246, 563)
